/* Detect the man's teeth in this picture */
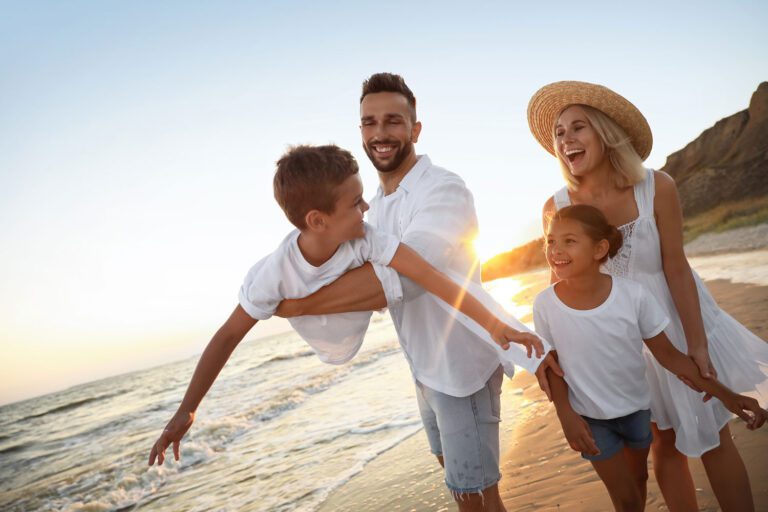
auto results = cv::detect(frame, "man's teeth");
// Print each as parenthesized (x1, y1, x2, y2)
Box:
(375, 146, 394, 153)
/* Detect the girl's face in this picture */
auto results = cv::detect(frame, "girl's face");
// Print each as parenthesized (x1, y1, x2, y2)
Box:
(546, 217, 608, 280)
(554, 105, 607, 177)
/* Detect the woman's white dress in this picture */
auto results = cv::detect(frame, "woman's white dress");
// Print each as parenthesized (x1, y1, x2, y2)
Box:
(553, 169, 768, 456)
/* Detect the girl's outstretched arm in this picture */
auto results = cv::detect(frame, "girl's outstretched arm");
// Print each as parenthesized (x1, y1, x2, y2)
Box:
(645, 331, 767, 430)
(388, 243, 544, 357)
(148, 305, 257, 466)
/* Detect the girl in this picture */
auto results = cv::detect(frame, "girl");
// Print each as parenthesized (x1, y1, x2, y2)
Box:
(528, 81, 768, 511)
(533, 205, 766, 512)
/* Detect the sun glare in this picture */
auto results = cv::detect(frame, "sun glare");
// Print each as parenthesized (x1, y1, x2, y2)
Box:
(473, 233, 510, 263)
(484, 278, 533, 323)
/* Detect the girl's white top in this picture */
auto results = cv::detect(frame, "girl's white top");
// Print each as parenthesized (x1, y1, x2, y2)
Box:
(533, 276, 669, 419)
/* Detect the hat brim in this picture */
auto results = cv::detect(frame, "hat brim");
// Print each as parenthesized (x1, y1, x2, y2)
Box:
(527, 81, 653, 161)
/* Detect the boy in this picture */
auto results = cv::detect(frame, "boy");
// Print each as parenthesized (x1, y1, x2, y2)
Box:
(149, 144, 548, 466)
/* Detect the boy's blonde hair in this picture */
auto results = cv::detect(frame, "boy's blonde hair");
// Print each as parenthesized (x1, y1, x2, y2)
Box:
(555, 105, 646, 190)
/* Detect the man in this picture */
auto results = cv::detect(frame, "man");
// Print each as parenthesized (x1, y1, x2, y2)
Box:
(278, 73, 559, 511)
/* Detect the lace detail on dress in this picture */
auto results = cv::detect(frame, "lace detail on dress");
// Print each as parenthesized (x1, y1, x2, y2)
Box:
(601, 220, 636, 277)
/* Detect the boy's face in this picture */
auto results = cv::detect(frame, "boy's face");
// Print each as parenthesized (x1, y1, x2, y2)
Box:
(325, 173, 369, 242)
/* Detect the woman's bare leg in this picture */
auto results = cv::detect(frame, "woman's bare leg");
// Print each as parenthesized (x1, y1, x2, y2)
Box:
(701, 424, 754, 512)
(649, 423, 698, 512)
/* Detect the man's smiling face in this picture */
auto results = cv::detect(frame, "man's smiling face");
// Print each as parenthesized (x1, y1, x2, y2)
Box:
(360, 91, 421, 174)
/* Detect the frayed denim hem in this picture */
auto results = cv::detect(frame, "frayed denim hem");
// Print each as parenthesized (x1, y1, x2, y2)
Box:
(445, 475, 501, 503)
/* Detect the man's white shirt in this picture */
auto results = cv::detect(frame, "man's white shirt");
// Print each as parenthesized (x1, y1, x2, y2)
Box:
(370, 155, 547, 396)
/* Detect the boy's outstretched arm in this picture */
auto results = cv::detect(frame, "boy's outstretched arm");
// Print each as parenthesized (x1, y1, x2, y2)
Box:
(646, 332, 768, 430)
(275, 263, 387, 317)
(545, 352, 600, 456)
(148, 305, 257, 466)
(388, 243, 543, 356)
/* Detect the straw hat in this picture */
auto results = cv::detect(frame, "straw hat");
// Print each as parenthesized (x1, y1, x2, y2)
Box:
(527, 81, 653, 161)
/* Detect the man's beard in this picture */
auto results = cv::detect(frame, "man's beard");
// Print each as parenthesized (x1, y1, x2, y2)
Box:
(363, 140, 414, 173)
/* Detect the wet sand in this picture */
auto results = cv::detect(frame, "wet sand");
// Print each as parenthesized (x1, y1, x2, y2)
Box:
(319, 260, 768, 512)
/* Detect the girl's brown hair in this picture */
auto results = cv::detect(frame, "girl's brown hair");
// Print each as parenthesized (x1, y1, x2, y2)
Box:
(550, 204, 623, 263)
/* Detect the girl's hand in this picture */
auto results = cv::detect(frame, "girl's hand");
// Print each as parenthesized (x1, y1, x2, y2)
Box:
(558, 409, 600, 456)
(493, 327, 544, 358)
(149, 411, 195, 466)
(722, 393, 768, 431)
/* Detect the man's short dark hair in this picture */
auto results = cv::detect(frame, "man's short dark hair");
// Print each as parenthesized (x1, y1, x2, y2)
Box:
(360, 72, 417, 120)
(273, 144, 359, 230)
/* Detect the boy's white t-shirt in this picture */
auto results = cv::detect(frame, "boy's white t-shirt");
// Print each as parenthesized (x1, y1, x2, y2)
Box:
(238, 223, 400, 364)
(533, 276, 669, 419)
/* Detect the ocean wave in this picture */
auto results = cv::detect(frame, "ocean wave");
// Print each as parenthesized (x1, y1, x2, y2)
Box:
(13, 391, 121, 424)
(264, 348, 316, 363)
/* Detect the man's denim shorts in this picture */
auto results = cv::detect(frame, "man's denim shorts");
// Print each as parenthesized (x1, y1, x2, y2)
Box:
(581, 409, 653, 461)
(415, 365, 503, 495)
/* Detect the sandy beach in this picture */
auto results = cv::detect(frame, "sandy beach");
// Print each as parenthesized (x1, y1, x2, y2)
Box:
(319, 237, 768, 511)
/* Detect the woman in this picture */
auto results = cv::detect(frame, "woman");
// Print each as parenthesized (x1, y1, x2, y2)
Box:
(528, 80, 768, 512)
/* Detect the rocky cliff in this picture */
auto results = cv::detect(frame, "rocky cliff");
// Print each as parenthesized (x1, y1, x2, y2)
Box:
(660, 82, 768, 216)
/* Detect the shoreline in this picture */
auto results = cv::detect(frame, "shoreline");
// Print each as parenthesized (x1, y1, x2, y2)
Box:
(318, 248, 768, 511)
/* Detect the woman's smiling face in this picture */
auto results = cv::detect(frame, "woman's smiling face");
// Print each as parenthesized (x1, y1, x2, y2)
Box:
(555, 105, 607, 178)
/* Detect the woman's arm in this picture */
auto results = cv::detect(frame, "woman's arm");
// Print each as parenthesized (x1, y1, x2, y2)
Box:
(653, 171, 715, 378)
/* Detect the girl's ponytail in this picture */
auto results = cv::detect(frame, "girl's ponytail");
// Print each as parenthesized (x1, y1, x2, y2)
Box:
(551, 204, 623, 263)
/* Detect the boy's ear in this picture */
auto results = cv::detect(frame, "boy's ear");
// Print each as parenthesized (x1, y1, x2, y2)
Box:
(593, 239, 609, 261)
(304, 210, 327, 232)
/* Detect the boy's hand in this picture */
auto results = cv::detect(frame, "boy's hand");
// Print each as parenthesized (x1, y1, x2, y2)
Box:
(535, 352, 564, 401)
(558, 408, 600, 456)
(149, 411, 195, 466)
(493, 326, 544, 358)
(722, 393, 768, 431)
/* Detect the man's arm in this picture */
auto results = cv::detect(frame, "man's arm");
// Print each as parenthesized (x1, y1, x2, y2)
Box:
(275, 263, 387, 317)
(388, 243, 543, 355)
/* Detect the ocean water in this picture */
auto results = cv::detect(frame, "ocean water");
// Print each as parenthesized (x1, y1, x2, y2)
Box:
(2, 250, 765, 511)
(0, 316, 423, 512)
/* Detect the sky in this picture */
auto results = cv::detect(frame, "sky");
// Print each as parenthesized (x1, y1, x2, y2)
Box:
(1, 0, 767, 405)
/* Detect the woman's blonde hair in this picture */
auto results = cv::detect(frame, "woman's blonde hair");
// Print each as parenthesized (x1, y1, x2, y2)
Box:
(554, 104, 646, 190)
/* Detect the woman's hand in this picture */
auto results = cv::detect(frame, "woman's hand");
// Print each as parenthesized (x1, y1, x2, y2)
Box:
(148, 410, 195, 466)
(688, 344, 717, 379)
